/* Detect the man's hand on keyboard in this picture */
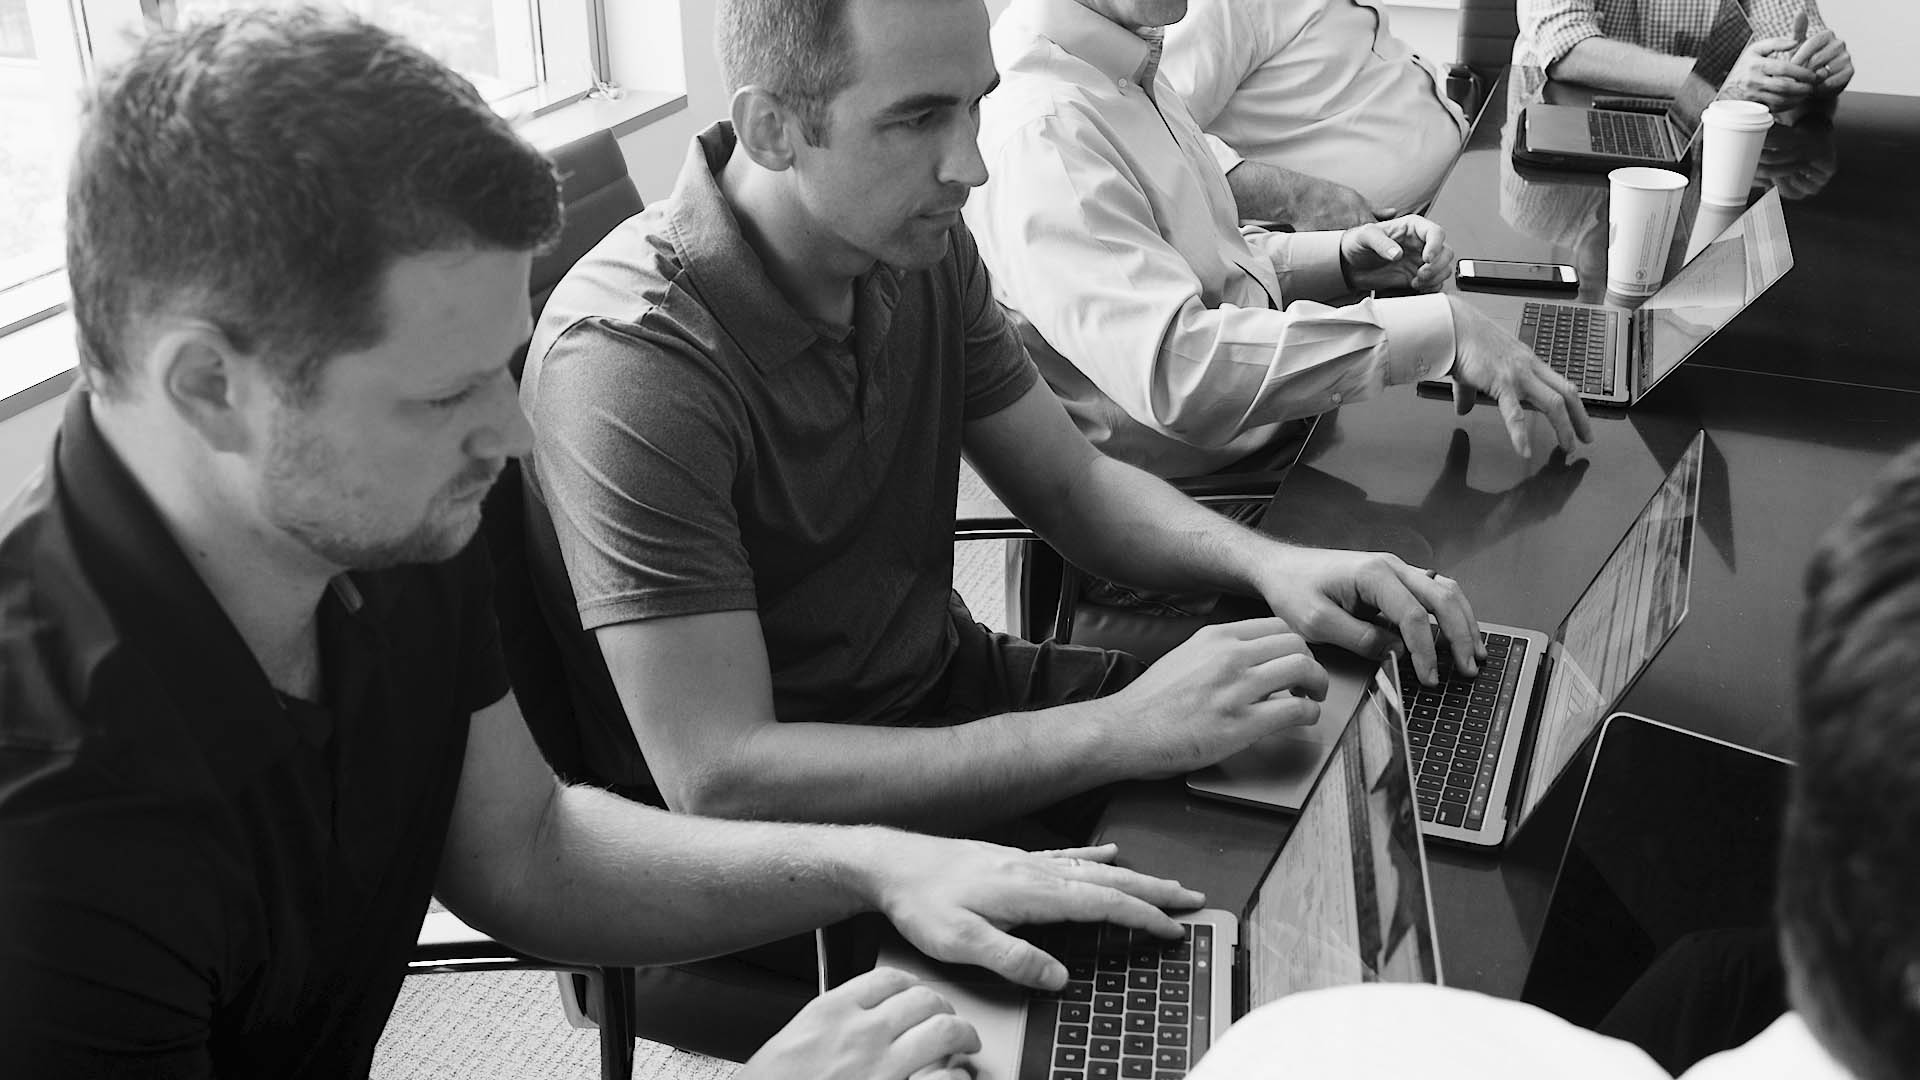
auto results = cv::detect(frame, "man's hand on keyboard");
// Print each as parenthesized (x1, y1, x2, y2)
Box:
(1249, 546, 1483, 686)
(1445, 296, 1593, 459)
(737, 966, 977, 1080)
(867, 840, 1204, 991)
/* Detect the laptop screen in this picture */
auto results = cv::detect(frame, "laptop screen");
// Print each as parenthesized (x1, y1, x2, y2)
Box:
(1639, 188, 1795, 397)
(1521, 714, 1790, 1062)
(1665, 0, 1754, 145)
(1518, 433, 1705, 829)
(1243, 668, 1441, 1004)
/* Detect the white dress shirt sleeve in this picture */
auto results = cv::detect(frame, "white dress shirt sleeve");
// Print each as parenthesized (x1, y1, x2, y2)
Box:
(971, 113, 1455, 452)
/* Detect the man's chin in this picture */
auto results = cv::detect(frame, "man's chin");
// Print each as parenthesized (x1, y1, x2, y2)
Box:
(308, 509, 483, 572)
(888, 227, 955, 271)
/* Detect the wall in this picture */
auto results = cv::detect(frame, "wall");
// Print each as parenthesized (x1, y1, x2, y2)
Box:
(1819, 0, 1920, 97)
(611, 1, 723, 202)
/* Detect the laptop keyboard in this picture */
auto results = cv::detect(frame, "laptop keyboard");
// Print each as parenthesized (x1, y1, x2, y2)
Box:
(1519, 303, 1616, 397)
(1022, 922, 1212, 1079)
(1397, 631, 1529, 832)
(1588, 109, 1667, 159)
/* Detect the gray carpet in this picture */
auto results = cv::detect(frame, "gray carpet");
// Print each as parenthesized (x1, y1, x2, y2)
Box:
(375, 475, 1009, 1076)
(374, 969, 738, 1079)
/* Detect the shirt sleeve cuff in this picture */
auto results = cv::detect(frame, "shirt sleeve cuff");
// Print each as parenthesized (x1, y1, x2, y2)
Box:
(1374, 293, 1456, 383)
(1254, 228, 1349, 303)
(1209, 134, 1245, 176)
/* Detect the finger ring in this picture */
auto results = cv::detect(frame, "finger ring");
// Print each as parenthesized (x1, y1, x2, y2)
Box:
(1818, 65, 1829, 78)
(1424, 568, 1440, 579)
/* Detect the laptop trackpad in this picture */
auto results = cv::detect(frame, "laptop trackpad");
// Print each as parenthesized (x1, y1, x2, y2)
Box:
(872, 965, 1027, 1080)
(1184, 646, 1376, 811)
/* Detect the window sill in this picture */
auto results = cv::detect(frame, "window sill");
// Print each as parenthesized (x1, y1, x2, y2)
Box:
(0, 88, 688, 420)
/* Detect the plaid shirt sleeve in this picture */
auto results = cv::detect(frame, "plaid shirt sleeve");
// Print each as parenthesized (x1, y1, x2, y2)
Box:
(1520, 0, 1606, 69)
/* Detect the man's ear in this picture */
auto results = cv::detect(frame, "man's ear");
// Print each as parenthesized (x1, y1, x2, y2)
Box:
(730, 85, 801, 171)
(150, 321, 262, 455)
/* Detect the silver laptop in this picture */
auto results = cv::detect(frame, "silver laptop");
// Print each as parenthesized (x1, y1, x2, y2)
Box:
(1194, 431, 1705, 850)
(1425, 187, 1792, 407)
(879, 666, 1440, 1078)
(1515, 0, 1749, 171)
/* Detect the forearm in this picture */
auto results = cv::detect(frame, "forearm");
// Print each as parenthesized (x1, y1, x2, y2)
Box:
(669, 700, 1130, 831)
(444, 785, 883, 966)
(1226, 161, 1320, 224)
(1034, 451, 1279, 598)
(1226, 162, 1379, 231)
(1549, 38, 1696, 95)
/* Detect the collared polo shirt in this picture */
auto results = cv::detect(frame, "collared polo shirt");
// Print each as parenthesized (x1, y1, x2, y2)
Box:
(520, 123, 1037, 800)
(0, 390, 508, 1076)
(968, 0, 1456, 477)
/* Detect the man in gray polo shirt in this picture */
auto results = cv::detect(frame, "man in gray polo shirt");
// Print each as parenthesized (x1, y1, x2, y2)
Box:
(521, 0, 1488, 833)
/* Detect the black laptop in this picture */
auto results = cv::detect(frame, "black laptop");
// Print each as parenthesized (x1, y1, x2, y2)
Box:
(1521, 711, 1792, 1068)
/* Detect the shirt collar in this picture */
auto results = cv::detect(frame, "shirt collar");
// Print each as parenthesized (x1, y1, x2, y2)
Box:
(53, 388, 379, 786)
(1020, 0, 1159, 86)
(669, 122, 902, 374)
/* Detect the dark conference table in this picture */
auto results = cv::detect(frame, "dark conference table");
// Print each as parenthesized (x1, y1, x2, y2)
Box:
(1092, 73, 1920, 1000)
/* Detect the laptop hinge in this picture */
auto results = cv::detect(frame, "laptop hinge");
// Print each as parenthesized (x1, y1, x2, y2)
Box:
(1232, 943, 1248, 1019)
(1635, 314, 1654, 396)
(1505, 647, 1557, 824)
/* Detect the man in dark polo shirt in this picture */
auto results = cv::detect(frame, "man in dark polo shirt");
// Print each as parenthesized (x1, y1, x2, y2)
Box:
(0, 11, 1207, 1077)
(520, 0, 1489, 834)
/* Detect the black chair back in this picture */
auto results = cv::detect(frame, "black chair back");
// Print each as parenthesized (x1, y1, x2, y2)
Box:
(1457, 0, 1521, 82)
(487, 129, 644, 780)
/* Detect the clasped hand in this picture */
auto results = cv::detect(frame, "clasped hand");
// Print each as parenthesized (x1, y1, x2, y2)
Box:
(1339, 214, 1456, 294)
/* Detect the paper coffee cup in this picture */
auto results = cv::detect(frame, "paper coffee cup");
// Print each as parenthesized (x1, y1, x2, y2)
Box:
(1607, 167, 1689, 297)
(1699, 100, 1773, 207)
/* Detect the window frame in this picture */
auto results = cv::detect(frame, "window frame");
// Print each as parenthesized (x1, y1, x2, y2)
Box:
(0, 0, 620, 358)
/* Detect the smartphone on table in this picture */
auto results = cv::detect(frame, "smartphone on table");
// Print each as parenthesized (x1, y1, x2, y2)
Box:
(1456, 259, 1578, 290)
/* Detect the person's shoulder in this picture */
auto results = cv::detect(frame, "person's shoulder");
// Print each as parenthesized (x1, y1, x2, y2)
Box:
(532, 203, 688, 351)
(0, 464, 115, 758)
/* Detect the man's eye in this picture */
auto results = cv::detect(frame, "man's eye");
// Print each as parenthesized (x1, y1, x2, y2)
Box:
(901, 111, 937, 130)
(427, 387, 477, 410)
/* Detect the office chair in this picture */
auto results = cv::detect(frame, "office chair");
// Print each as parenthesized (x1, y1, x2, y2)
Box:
(1457, 0, 1521, 86)
(405, 129, 645, 1080)
(455, 127, 827, 1067)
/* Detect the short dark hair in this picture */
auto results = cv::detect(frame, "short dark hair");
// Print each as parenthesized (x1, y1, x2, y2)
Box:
(1784, 441, 1920, 1080)
(68, 7, 561, 402)
(715, 0, 858, 146)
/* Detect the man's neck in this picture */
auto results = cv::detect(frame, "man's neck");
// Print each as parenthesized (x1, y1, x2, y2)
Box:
(719, 150, 862, 328)
(91, 399, 331, 698)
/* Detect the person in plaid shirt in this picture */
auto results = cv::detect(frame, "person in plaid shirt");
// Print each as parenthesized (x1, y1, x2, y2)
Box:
(1517, 0, 1853, 111)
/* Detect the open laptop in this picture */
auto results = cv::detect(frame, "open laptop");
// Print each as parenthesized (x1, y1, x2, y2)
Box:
(1521, 712, 1791, 1051)
(1194, 431, 1705, 850)
(1514, 0, 1749, 171)
(1423, 187, 1792, 408)
(878, 666, 1440, 1078)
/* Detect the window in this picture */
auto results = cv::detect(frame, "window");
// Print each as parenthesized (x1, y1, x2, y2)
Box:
(0, 0, 607, 333)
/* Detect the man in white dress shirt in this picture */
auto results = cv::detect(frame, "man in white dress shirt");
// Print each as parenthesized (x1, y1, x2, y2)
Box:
(1186, 443, 1920, 1080)
(968, 0, 1590, 479)
(1160, 0, 1470, 228)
